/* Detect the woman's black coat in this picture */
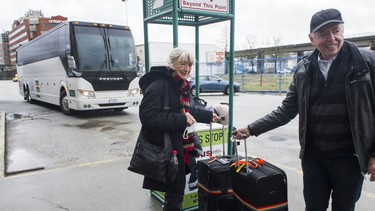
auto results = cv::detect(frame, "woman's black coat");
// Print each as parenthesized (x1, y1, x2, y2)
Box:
(138, 66, 213, 194)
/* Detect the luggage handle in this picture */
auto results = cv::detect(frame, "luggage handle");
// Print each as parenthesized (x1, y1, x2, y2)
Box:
(231, 134, 254, 174)
(231, 158, 265, 171)
(220, 116, 226, 155)
(241, 134, 251, 174)
(214, 116, 228, 165)
(208, 116, 226, 158)
(209, 122, 213, 155)
(232, 135, 240, 164)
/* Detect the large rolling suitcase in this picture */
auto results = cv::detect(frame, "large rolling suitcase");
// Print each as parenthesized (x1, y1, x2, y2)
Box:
(197, 119, 236, 211)
(230, 135, 288, 211)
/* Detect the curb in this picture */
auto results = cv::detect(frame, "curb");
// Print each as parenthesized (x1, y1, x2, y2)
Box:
(0, 111, 5, 178)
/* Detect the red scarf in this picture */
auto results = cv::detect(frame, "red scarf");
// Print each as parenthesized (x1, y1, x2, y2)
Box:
(171, 70, 195, 164)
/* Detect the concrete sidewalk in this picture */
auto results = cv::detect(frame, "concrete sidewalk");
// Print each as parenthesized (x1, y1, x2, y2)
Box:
(0, 153, 164, 210)
(0, 111, 164, 211)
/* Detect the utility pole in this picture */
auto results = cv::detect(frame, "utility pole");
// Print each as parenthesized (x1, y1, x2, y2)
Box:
(121, 0, 129, 25)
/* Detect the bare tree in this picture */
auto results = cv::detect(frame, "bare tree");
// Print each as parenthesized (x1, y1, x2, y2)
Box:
(217, 23, 230, 73)
(244, 35, 257, 73)
(216, 23, 230, 52)
(271, 36, 282, 74)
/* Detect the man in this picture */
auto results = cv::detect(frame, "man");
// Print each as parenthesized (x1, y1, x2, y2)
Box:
(234, 8, 375, 211)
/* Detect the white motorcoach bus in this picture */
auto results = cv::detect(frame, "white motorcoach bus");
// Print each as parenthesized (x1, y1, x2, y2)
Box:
(16, 21, 141, 114)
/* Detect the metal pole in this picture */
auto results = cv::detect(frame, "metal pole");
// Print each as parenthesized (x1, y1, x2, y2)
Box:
(144, 23, 150, 73)
(241, 58, 245, 92)
(278, 58, 282, 94)
(142, 1, 150, 73)
(228, 0, 235, 155)
(172, 0, 178, 47)
(121, 0, 129, 25)
(195, 20, 200, 97)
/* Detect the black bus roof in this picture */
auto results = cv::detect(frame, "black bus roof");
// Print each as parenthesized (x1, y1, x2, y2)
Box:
(69, 21, 132, 30)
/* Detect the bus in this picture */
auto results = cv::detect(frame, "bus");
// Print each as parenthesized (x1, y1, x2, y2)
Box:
(16, 21, 141, 115)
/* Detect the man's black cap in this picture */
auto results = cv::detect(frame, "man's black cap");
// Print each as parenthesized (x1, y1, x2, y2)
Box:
(310, 9, 344, 33)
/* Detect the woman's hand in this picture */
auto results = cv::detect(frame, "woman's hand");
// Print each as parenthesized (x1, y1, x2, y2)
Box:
(212, 113, 220, 123)
(185, 112, 196, 126)
(368, 157, 375, 182)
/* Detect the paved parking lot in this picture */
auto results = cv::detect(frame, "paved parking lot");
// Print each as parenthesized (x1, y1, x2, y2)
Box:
(0, 80, 374, 210)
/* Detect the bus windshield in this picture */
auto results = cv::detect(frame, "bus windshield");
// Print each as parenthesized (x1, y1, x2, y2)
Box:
(74, 25, 136, 72)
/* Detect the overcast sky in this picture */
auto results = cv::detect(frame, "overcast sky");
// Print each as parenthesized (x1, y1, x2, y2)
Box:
(1, 0, 375, 50)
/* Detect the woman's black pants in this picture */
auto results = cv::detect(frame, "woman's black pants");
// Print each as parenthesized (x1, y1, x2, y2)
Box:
(163, 192, 183, 211)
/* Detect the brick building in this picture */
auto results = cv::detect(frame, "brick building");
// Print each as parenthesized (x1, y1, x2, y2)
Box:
(8, 9, 67, 65)
(0, 32, 10, 68)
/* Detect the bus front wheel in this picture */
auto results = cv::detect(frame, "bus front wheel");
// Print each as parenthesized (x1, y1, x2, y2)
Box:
(60, 90, 73, 115)
(25, 87, 34, 104)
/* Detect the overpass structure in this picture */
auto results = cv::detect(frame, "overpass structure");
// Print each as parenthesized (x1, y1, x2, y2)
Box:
(234, 34, 375, 59)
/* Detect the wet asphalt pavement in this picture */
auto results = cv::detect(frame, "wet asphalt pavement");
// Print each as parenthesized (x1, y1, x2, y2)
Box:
(1, 80, 374, 210)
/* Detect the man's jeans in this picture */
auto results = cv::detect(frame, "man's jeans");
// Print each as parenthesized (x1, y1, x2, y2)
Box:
(302, 155, 364, 211)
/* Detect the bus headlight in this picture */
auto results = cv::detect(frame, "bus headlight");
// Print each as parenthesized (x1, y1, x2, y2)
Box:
(127, 88, 140, 97)
(78, 89, 96, 98)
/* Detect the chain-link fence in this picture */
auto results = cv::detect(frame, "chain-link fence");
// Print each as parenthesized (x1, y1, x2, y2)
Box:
(230, 56, 301, 93)
(148, 56, 301, 93)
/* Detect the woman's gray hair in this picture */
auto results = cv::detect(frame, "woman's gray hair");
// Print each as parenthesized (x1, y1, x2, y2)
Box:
(168, 48, 195, 68)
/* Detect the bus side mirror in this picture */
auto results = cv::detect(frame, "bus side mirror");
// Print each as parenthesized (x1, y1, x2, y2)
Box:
(68, 56, 76, 70)
(67, 56, 81, 77)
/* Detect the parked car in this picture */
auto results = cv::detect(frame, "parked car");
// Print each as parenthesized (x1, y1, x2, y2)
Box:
(234, 63, 255, 74)
(276, 69, 292, 74)
(188, 74, 240, 95)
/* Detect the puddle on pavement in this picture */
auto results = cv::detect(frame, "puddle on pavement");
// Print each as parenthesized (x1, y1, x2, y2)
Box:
(64, 120, 128, 129)
(101, 126, 114, 132)
(6, 149, 45, 174)
(7, 113, 33, 120)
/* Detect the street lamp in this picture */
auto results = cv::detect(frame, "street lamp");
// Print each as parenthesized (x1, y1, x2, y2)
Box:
(121, 0, 129, 25)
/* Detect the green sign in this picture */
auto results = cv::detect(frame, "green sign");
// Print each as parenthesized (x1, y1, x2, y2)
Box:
(151, 123, 228, 210)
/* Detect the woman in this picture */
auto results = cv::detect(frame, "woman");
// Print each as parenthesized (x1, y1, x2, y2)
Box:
(138, 48, 218, 211)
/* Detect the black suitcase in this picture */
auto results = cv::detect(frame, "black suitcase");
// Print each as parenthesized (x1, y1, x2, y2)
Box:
(197, 120, 236, 211)
(197, 155, 236, 211)
(230, 135, 288, 211)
